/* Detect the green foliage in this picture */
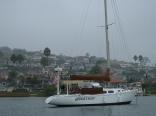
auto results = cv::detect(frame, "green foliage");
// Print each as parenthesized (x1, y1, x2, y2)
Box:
(133, 55, 138, 62)
(9, 70, 17, 78)
(56, 58, 65, 65)
(0, 50, 4, 58)
(40, 57, 48, 67)
(25, 76, 39, 84)
(44, 47, 51, 57)
(89, 56, 97, 64)
(43, 85, 56, 96)
(10, 54, 17, 63)
(127, 77, 134, 83)
(12, 48, 27, 55)
(86, 53, 90, 57)
(96, 59, 106, 65)
(12, 89, 28, 92)
(70, 61, 74, 70)
(10, 54, 24, 65)
(17, 54, 24, 64)
(149, 67, 156, 76)
(89, 64, 102, 74)
(138, 55, 143, 62)
(44, 47, 51, 65)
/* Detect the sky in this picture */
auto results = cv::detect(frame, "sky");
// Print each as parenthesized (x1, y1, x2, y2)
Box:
(0, 0, 156, 65)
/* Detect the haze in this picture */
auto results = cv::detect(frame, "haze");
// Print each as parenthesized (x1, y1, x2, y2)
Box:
(0, 0, 156, 65)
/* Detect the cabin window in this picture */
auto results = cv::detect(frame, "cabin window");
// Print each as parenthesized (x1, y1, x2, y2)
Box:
(103, 91, 107, 94)
(108, 90, 114, 93)
(84, 85, 88, 88)
(118, 90, 120, 92)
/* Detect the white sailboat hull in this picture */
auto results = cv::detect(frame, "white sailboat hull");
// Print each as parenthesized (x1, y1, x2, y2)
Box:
(45, 89, 136, 106)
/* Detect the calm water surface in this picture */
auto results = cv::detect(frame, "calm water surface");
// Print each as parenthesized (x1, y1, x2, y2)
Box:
(0, 96, 156, 116)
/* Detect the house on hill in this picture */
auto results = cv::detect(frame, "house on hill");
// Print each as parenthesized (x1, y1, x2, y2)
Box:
(72, 62, 84, 71)
(75, 56, 89, 63)
(110, 77, 128, 88)
(0, 78, 8, 91)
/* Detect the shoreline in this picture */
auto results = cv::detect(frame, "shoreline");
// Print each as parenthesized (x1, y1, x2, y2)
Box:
(0, 91, 156, 97)
(0, 91, 47, 97)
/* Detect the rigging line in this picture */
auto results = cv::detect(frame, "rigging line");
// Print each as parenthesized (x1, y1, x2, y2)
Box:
(113, 0, 131, 62)
(113, 0, 130, 61)
(112, 0, 129, 62)
(70, 0, 89, 57)
(110, 1, 118, 60)
(112, 0, 127, 62)
(75, 0, 92, 57)
(100, 27, 104, 57)
(112, 0, 127, 61)
(97, 26, 105, 58)
(109, 25, 117, 60)
(96, 0, 101, 58)
(111, 0, 124, 61)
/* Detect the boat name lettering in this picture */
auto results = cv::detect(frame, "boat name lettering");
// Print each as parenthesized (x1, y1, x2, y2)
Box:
(75, 97, 95, 101)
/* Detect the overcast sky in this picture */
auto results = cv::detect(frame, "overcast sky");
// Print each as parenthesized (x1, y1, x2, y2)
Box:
(0, 0, 156, 65)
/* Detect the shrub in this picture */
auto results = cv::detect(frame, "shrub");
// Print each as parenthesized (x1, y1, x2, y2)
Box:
(12, 89, 28, 92)
(43, 85, 56, 96)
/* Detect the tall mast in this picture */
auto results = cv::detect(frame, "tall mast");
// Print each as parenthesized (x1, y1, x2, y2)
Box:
(104, 0, 110, 69)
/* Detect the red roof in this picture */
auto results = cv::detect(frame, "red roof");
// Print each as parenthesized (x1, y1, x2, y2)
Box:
(140, 80, 145, 84)
(110, 77, 127, 83)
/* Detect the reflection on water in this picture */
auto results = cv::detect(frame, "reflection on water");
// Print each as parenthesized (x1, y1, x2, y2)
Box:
(0, 96, 156, 116)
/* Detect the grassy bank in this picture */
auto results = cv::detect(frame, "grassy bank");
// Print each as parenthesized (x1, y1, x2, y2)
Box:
(0, 91, 30, 97)
(0, 91, 46, 97)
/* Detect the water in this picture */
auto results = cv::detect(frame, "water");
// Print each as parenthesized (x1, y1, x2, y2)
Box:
(0, 96, 156, 116)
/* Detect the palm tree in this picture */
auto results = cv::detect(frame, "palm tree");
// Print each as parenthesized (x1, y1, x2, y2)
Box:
(9, 70, 17, 79)
(86, 53, 90, 58)
(138, 55, 143, 66)
(40, 57, 48, 73)
(10, 54, 17, 65)
(133, 55, 138, 62)
(44, 47, 51, 65)
(17, 54, 24, 66)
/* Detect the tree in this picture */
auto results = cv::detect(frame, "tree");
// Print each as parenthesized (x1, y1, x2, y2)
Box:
(133, 55, 138, 62)
(25, 77, 32, 84)
(138, 55, 143, 66)
(40, 57, 48, 68)
(127, 76, 134, 83)
(26, 76, 39, 85)
(96, 59, 106, 66)
(57, 58, 65, 65)
(44, 47, 51, 65)
(0, 50, 4, 58)
(70, 61, 74, 70)
(89, 65, 103, 74)
(17, 54, 24, 65)
(86, 53, 90, 57)
(12, 48, 27, 55)
(8, 70, 17, 79)
(43, 85, 56, 96)
(10, 54, 17, 65)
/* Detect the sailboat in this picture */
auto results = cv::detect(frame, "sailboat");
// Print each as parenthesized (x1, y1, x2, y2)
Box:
(45, 0, 137, 106)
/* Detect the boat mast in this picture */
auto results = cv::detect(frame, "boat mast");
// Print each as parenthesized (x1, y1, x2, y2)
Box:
(104, 0, 110, 69)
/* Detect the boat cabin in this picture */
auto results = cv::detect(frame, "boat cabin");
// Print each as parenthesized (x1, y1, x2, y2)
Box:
(62, 81, 124, 95)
